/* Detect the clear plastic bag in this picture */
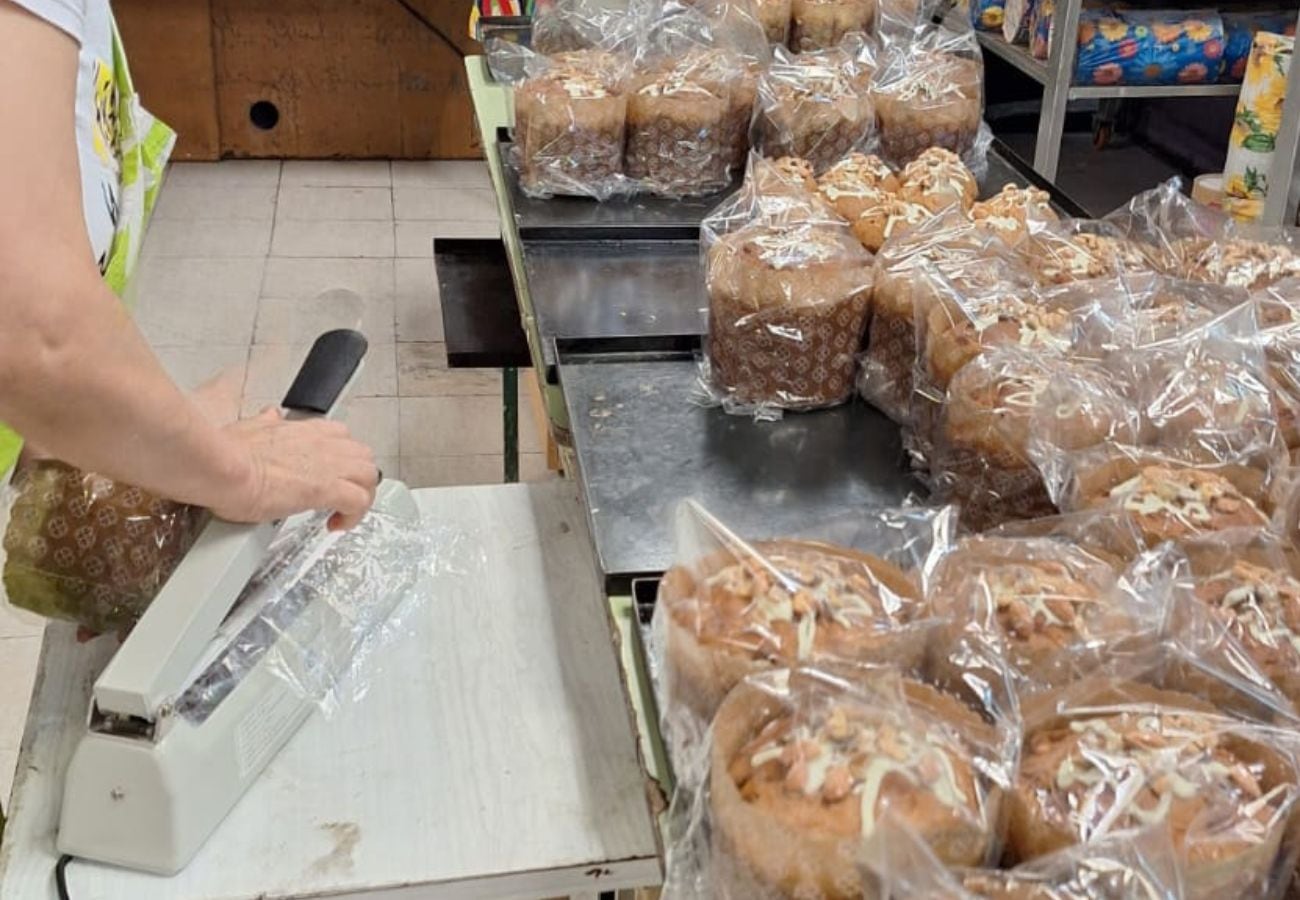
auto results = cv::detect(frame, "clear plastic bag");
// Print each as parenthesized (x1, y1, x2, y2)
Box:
(1052, 444, 1278, 549)
(751, 39, 877, 174)
(925, 533, 1164, 708)
(2, 460, 208, 635)
(626, 2, 765, 196)
(970, 183, 1058, 245)
(1105, 178, 1300, 292)
(175, 494, 460, 720)
(930, 347, 1141, 531)
(865, 816, 1186, 899)
(908, 273, 1092, 474)
(513, 49, 633, 199)
(789, 0, 876, 52)
(530, 0, 642, 54)
(1019, 218, 1157, 286)
(1007, 673, 1300, 900)
(1169, 528, 1300, 722)
(754, 0, 794, 44)
(662, 664, 1019, 899)
(859, 209, 1030, 425)
(871, 15, 987, 171)
(700, 156, 876, 417)
(653, 498, 956, 753)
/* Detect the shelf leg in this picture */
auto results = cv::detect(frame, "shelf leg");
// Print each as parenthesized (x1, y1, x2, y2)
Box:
(1033, 0, 1083, 182)
(503, 365, 519, 484)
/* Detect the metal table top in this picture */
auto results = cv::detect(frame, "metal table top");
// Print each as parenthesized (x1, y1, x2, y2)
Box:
(507, 167, 739, 239)
(524, 239, 705, 366)
(561, 358, 923, 590)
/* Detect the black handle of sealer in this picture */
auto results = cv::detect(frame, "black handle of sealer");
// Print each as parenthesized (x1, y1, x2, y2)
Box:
(281, 329, 368, 417)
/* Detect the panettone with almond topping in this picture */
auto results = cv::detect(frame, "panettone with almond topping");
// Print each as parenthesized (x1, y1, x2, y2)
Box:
(927, 536, 1135, 694)
(659, 540, 928, 719)
(897, 147, 978, 214)
(711, 674, 998, 899)
(1008, 688, 1297, 899)
(706, 221, 874, 410)
(816, 153, 900, 222)
(1079, 465, 1269, 547)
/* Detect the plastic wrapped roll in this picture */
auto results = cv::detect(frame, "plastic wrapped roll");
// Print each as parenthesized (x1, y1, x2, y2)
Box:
(1074, 10, 1224, 88)
(513, 50, 631, 199)
(1008, 679, 1300, 900)
(1224, 31, 1296, 222)
(789, 0, 875, 51)
(2, 461, 207, 635)
(705, 668, 1014, 898)
(752, 42, 876, 174)
(873, 20, 986, 168)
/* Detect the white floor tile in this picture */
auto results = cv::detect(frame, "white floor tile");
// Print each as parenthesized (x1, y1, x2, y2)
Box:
(398, 344, 504, 397)
(254, 289, 395, 346)
(153, 185, 277, 221)
(392, 160, 491, 190)
(400, 455, 504, 488)
(338, 397, 400, 458)
(261, 257, 395, 304)
(270, 220, 395, 258)
(395, 259, 444, 342)
(165, 160, 281, 189)
(245, 342, 397, 399)
(393, 186, 498, 222)
(399, 396, 504, 457)
(394, 221, 436, 258)
(277, 186, 393, 221)
(142, 219, 274, 258)
(153, 345, 251, 396)
(281, 160, 391, 188)
(133, 256, 265, 346)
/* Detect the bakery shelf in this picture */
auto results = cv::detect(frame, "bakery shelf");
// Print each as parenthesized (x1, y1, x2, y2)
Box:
(973, 0, 1300, 224)
(974, 27, 1243, 99)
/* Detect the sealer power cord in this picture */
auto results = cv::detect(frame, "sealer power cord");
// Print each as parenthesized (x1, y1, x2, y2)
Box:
(56, 854, 75, 900)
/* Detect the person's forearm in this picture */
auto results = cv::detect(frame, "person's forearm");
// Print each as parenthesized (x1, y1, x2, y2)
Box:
(0, 264, 252, 507)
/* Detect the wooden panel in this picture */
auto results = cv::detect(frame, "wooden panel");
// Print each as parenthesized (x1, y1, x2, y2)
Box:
(113, 0, 220, 161)
(212, 0, 480, 159)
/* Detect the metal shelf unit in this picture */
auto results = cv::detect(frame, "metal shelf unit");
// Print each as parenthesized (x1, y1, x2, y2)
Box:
(974, 0, 1300, 225)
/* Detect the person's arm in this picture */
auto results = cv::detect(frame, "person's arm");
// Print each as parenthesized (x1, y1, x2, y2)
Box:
(0, 3, 377, 528)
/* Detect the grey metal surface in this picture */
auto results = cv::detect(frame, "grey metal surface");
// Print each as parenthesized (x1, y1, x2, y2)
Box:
(507, 166, 739, 237)
(562, 359, 923, 587)
(524, 239, 706, 356)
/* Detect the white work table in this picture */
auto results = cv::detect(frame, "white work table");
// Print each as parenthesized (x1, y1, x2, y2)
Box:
(0, 483, 661, 899)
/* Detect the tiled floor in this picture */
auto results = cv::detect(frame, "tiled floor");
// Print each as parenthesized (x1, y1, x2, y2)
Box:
(1, 159, 555, 810)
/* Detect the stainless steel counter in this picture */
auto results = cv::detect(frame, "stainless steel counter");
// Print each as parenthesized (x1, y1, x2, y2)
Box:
(561, 358, 923, 590)
(524, 240, 705, 367)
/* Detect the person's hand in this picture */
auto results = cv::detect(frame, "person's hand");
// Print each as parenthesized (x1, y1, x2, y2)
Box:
(212, 409, 379, 530)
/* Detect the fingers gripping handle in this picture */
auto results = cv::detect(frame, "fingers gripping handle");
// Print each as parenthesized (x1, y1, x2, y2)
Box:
(281, 330, 369, 420)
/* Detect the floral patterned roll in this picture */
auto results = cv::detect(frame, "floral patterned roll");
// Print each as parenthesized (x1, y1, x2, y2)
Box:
(1224, 31, 1296, 222)
(1221, 12, 1296, 83)
(1074, 9, 1224, 87)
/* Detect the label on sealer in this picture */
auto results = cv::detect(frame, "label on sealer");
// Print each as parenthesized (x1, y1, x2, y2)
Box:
(235, 686, 307, 780)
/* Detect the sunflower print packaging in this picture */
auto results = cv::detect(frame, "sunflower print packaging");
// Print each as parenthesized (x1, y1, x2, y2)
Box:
(969, 0, 1004, 33)
(1221, 12, 1296, 84)
(1224, 31, 1295, 223)
(1074, 9, 1224, 87)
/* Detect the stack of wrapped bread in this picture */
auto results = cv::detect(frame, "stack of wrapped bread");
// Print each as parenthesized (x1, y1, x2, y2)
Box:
(506, 0, 990, 199)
